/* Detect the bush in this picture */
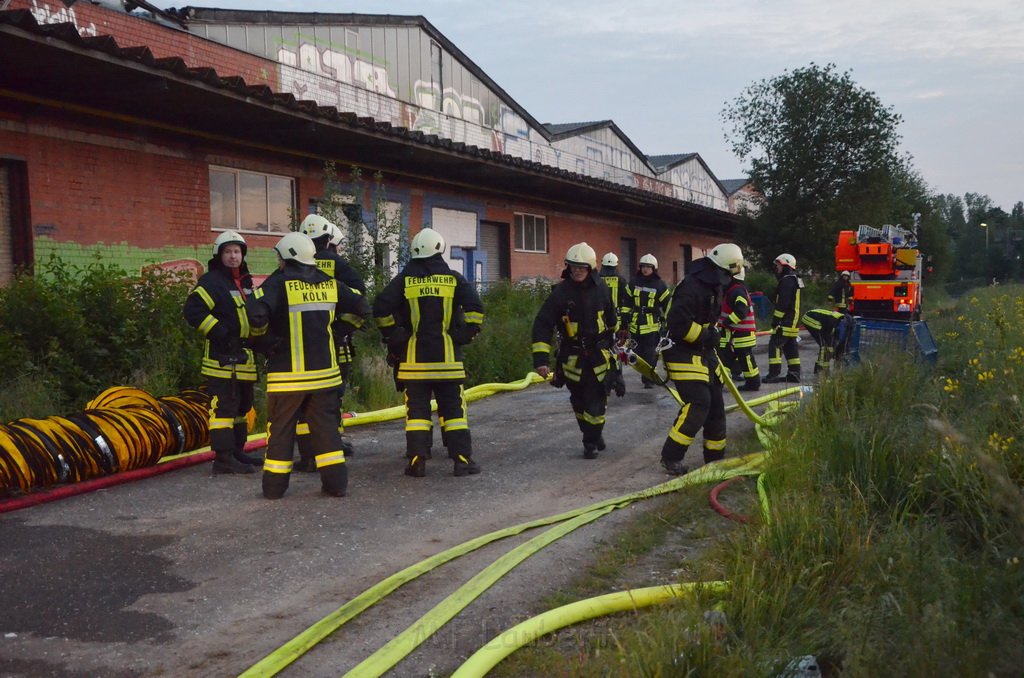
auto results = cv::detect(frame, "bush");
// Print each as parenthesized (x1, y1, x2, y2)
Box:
(0, 257, 202, 418)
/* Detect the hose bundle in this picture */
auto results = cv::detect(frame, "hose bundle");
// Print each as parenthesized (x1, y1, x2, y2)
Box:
(0, 386, 213, 496)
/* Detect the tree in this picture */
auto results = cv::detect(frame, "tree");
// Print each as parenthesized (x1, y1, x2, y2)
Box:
(722, 63, 913, 272)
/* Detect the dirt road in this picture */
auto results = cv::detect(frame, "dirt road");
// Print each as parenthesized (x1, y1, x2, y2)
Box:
(0, 339, 817, 677)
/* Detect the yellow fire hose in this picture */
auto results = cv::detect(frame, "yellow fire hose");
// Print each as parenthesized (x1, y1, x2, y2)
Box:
(452, 581, 732, 678)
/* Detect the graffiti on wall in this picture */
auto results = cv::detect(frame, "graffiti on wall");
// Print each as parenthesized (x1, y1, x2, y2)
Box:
(28, 0, 97, 37)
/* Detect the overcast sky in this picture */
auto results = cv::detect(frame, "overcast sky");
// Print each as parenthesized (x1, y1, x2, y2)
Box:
(159, 0, 1024, 212)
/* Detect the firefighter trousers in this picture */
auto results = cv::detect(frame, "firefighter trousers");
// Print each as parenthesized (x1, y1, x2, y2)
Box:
(403, 380, 472, 460)
(767, 327, 800, 376)
(634, 331, 660, 386)
(565, 365, 607, 448)
(206, 376, 254, 455)
(660, 362, 726, 465)
(264, 388, 347, 498)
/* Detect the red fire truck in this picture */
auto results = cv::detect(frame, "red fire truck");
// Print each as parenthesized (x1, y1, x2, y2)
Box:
(835, 223, 923, 320)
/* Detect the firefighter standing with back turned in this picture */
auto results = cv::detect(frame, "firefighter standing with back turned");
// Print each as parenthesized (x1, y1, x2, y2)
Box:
(659, 243, 745, 475)
(246, 232, 371, 499)
(373, 228, 485, 478)
(183, 230, 263, 475)
(292, 214, 368, 469)
(598, 252, 632, 397)
(532, 243, 618, 459)
(629, 254, 671, 388)
(763, 253, 803, 383)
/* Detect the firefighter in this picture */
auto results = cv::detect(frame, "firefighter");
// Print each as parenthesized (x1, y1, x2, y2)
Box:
(763, 253, 803, 383)
(801, 308, 856, 373)
(598, 252, 632, 397)
(246, 232, 371, 499)
(827, 270, 853, 313)
(532, 242, 618, 459)
(183, 230, 262, 474)
(293, 214, 368, 469)
(373, 228, 485, 477)
(629, 253, 671, 388)
(659, 243, 744, 475)
(718, 263, 760, 391)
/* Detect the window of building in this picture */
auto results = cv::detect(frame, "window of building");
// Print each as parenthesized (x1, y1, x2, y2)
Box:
(210, 167, 294, 234)
(514, 213, 547, 253)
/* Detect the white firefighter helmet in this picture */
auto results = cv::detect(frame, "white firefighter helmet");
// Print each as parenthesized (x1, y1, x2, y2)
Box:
(734, 261, 749, 281)
(841, 270, 851, 278)
(328, 223, 343, 248)
(707, 243, 745, 276)
(565, 242, 597, 270)
(274, 232, 317, 266)
(299, 214, 335, 241)
(411, 228, 446, 258)
(601, 252, 618, 267)
(212, 230, 246, 258)
(774, 253, 797, 269)
(639, 253, 658, 270)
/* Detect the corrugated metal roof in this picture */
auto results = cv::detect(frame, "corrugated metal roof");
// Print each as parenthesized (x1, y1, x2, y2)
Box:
(0, 8, 737, 233)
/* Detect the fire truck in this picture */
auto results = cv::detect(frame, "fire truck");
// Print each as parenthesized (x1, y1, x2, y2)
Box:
(835, 223, 923, 320)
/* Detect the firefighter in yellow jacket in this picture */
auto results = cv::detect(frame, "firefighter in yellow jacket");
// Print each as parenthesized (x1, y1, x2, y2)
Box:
(373, 228, 485, 477)
(246, 232, 371, 499)
(718, 265, 760, 391)
(532, 243, 618, 459)
(183, 230, 262, 474)
(629, 254, 671, 388)
(598, 252, 632, 397)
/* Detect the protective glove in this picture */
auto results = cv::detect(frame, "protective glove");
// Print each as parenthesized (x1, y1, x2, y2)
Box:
(449, 323, 480, 345)
(700, 326, 721, 352)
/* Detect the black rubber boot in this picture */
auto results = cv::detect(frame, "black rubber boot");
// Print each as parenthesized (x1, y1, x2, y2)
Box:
(320, 463, 348, 497)
(583, 442, 599, 459)
(234, 449, 264, 466)
(233, 425, 261, 465)
(340, 435, 356, 458)
(785, 370, 801, 383)
(262, 472, 289, 499)
(453, 454, 481, 477)
(762, 371, 785, 383)
(596, 437, 607, 451)
(703, 448, 726, 465)
(212, 451, 255, 475)
(739, 375, 761, 391)
(661, 458, 688, 476)
(405, 455, 426, 477)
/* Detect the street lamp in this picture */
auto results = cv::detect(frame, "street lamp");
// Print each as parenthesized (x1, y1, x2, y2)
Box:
(980, 222, 989, 253)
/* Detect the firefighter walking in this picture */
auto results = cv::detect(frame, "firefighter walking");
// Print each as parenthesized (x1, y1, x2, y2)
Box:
(763, 253, 803, 383)
(598, 252, 632, 397)
(183, 230, 263, 474)
(827, 270, 853, 313)
(373, 228, 485, 477)
(659, 244, 744, 475)
(532, 243, 618, 459)
(629, 254, 671, 388)
(246, 232, 371, 499)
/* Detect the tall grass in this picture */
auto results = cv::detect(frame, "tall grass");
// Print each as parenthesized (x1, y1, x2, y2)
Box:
(503, 285, 1024, 677)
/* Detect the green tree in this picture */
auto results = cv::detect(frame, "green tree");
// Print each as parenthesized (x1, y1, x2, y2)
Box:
(722, 63, 914, 272)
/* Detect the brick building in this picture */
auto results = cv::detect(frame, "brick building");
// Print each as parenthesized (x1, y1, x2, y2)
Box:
(0, 1, 738, 286)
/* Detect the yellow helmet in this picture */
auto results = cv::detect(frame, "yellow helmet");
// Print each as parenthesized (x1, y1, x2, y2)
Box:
(411, 228, 446, 258)
(708, 243, 744, 276)
(274, 232, 317, 266)
(639, 253, 658, 270)
(212, 230, 246, 258)
(565, 242, 597, 270)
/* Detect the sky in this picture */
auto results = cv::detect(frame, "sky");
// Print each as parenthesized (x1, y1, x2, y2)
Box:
(156, 0, 1024, 212)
